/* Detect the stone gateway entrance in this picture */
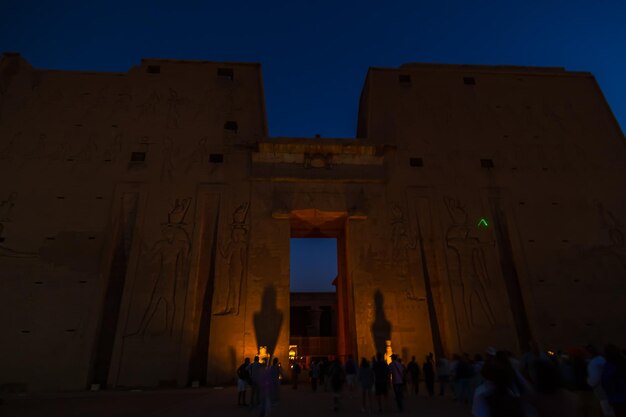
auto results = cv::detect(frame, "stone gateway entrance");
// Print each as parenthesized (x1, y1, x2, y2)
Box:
(1, 54, 626, 391)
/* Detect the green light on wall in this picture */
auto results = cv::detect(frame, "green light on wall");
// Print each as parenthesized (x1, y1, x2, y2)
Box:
(478, 218, 489, 228)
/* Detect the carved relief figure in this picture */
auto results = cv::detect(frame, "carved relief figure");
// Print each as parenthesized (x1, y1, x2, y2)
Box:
(0, 192, 17, 221)
(127, 199, 191, 337)
(390, 204, 419, 299)
(214, 203, 250, 316)
(168, 198, 191, 224)
(582, 203, 626, 279)
(391, 204, 416, 269)
(444, 197, 496, 328)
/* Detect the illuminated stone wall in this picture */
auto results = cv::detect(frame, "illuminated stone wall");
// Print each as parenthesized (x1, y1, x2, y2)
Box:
(357, 63, 626, 356)
(1, 54, 625, 391)
(0, 54, 267, 390)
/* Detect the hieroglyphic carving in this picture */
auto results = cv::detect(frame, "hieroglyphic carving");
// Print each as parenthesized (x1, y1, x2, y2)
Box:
(79, 87, 108, 121)
(0, 223, 37, 258)
(391, 204, 416, 267)
(26, 134, 49, 160)
(184, 136, 209, 173)
(111, 90, 132, 119)
(444, 197, 496, 328)
(160, 137, 175, 183)
(304, 153, 333, 169)
(166, 88, 184, 128)
(135, 90, 160, 121)
(192, 88, 213, 123)
(102, 131, 123, 161)
(213, 203, 250, 316)
(0, 132, 19, 161)
(68, 130, 99, 162)
(126, 198, 192, 337)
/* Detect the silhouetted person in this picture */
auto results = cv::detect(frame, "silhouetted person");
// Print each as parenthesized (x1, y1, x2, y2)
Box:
(407, 356, 421, 396)
(390, 354, 405, 412)
(527, 360, 579, 417)
(248, 356, 263, 406)
(269, 358, 282, 403)
(521, 340, 549, 386)
(345, 355, 357, 394)
(319, 360, 327, 389)
(423, 354, 435, 397)
(587, 344, 614, 417)
(455, 353, 475, 404)
(291, 361, 301, 389)
(310, 360, 320, 392)
(373, 352, 390, 412)
(566, 350, 594, 417)
(472, 351, 527, 417)
(437, 355, 451, 396)
(602, 344, 626, 417)
(470, 354, 485, 405)
(358, 357, 374, 412)
(237, 357, 251, 406)
(259, 362, 272, 417)
(329, 358, 345, 411)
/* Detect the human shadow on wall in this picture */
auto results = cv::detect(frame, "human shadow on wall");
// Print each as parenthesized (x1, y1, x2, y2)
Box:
(229, 346, 238, 379)
(370, 290, 392, 354)
(253, 285, 283, 358)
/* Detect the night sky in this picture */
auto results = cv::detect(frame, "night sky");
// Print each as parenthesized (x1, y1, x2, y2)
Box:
(2, 0, 625, 290)
(290, 239, 337, 292)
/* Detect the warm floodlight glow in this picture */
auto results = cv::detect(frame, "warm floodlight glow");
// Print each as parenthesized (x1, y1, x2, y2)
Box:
(258, 346, 269, 363)
(288, 344, 298, 360)
(384, 340, 393, 364)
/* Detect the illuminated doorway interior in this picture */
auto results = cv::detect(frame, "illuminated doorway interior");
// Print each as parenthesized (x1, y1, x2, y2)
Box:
(290, 238, 337, 365)
(289, 209, 355, 367)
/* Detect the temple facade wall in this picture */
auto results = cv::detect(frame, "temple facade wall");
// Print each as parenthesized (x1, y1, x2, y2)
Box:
(1, 54, 625, 391)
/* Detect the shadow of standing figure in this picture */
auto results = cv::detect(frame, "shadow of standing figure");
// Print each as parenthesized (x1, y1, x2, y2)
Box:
(253, 286, 283, 358)
(370, 290, 392, 355)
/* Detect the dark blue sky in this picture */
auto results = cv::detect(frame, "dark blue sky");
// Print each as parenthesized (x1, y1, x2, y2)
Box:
(2, 1, 625, 291)
(290, 239, 337, 292)
(2, 0, 625, 137)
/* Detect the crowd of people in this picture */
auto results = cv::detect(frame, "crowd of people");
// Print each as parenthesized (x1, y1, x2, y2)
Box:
(235, 343, 626, 416)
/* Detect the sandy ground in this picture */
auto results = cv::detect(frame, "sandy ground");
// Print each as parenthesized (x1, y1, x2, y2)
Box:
(1, 384, 472, 417)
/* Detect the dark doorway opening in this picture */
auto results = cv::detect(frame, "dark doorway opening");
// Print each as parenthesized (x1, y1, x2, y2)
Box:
(288, 209, 355, 367)
(290, 238, 338, 365)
